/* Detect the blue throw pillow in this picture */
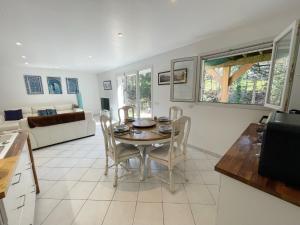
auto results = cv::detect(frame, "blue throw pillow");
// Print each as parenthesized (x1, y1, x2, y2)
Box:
(4, 109, 23, 121)
(46, 109, 57, 116)
(37, 110, 48, 116)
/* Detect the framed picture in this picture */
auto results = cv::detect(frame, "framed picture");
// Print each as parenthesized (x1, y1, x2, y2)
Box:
(103, 80, 112, 90)
(24, 75, 44, 94)
(47, 77, 62, 94)
(66, 78, 79, 94)
(158, 68, 187, 85)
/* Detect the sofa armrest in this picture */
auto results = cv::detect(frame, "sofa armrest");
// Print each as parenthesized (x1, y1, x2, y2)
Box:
(85, 112, 96, 135)
(19, 118, 29, 130)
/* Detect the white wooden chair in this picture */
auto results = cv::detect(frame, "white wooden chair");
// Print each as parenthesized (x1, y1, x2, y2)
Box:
(147, 116, 191, 192)
(100, 114, 143, 187)
(101, 109, 111, 117)
(169, 106, 183, 120)
(118, 105, 135, 124)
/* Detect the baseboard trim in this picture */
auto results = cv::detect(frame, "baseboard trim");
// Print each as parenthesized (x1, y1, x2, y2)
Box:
(187, 144, 222, 158)
(32, 134, 95, 150)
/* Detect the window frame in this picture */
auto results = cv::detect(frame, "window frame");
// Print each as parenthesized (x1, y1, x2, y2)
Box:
(197, 42, 274, 106)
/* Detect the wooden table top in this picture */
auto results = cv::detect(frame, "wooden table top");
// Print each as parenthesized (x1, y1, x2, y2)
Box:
(0, 132, 28, 199)
(114, 120, 171, 143)
(215, 123, 300, 207)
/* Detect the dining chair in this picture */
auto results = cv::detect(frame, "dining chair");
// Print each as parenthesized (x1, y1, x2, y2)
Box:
(101, 109, 111, 117)
(169, 106, 183, 120)
(118, 105, 135, 124)
(147, 116, 191, 192)
(100, 114, 143, 187)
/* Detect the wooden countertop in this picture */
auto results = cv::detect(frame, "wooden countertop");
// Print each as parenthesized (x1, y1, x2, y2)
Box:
(0, 132, 30, 199)
(215, 123, 300, 207)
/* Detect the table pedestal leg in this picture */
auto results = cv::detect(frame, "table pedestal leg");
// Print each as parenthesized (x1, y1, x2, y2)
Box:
(139, 146, 147, 181)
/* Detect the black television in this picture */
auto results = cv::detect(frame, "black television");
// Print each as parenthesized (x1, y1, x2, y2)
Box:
(101, 98, 110, 111)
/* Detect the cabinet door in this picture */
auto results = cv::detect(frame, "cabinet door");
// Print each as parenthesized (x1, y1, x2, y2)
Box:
(265, 20, 300, 111)
(170, 56, 198, 102)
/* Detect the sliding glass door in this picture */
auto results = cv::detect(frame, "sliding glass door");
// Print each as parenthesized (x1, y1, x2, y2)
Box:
(123, 68, 152, 118)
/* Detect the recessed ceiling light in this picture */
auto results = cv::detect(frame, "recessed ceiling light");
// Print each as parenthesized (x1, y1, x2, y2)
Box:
(25, 62, 29, 65)
(88, 55, 93, 59)
(117, 33, 123, 37)
(21, 55, 26, 59)
(170, 0, 176, 3)
(16, 42, 22, 46)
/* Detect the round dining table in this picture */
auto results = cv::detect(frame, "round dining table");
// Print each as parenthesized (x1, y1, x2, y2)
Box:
(114, 118, 172, 179)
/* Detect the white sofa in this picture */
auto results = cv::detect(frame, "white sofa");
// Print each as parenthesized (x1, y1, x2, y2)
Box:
(19, 111, 96, 149)
(0, 103, 96, 149)
(0, 103, 80, 132)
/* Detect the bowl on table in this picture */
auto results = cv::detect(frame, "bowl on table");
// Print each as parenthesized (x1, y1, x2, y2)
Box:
(158, 125, 172, 134)
(158, 116, 170, 122)
(114, 124, 129, 133)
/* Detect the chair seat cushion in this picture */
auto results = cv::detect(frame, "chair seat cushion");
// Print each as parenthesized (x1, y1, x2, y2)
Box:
(149, 144, 182, 161)
(116, 143, 140, 158)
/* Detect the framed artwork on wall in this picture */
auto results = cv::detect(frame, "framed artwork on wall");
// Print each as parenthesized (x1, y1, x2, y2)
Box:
(103, 80, 112, 90)
(66, 78, 79, 94)
(158, 68, 187, 85)
(24, 75, 44, 94)
(47, 77, 62, 94)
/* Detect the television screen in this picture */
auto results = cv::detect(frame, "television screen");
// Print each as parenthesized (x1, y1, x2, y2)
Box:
(101, 98, 110, 111)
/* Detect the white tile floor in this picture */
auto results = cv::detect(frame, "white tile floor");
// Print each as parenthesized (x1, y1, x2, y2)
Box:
(34, 124, 221, 225)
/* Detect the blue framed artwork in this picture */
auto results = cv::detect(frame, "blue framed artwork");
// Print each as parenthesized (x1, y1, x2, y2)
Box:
(24, 75, 44, 95)
(66, 78, 79, 94)
(47, 77, 62, 94)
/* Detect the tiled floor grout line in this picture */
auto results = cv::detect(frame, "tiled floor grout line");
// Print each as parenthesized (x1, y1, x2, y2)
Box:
(130, 183, 140, 225)
(39, 199, 63, 225)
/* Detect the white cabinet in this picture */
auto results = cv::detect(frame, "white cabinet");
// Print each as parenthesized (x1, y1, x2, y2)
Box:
(1, 142, 36, 225)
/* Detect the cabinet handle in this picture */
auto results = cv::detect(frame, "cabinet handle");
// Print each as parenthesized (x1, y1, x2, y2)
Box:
(12, 173, 22, 185)
(17, 194, 26, 209)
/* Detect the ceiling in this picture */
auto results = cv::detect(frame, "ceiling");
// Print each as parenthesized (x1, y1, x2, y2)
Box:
(0, 0, 300, 73)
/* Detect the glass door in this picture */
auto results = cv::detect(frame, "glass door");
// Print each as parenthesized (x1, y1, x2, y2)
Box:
(123, 68, 152, 118)
(124, 73, 137, 118)
(139, 68, 152, 118)
(265, 20, 300, 111)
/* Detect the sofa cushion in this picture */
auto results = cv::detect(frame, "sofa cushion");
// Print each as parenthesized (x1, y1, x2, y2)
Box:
(57, 110, 74, 114)
(21, 107, 32, 114)
(46, 109, 57, 116)
(32, 106, 54, 114)
(37, 110, 48, 116)
(54, 104, 73, 111)
(4, 109, 23, 121)
(0, 121, 19, 132)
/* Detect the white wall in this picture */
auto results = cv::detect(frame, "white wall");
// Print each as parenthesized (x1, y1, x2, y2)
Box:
(97, 16, 300, 156)
(0, 66, 100, 114)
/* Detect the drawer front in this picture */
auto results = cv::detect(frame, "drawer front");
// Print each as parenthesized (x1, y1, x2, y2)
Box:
(3, 142, 36, 225)
(20, 186, 36, 225)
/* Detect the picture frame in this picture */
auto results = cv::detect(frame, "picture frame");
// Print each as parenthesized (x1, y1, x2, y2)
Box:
(66, 78, 79, 94)
(103, 80, 112, 90)
(24, 75, 44, 95)
(47, 77, 62, 94)
(158, 68, 187, 85)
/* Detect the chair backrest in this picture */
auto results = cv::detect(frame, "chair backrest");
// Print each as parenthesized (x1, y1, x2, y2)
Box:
(169, 106, 183, 120)
(169, 116, 191, 158)
(100, 114, 117, 159)
(101, 109, 111, 118)
(118, 105, 135, 123)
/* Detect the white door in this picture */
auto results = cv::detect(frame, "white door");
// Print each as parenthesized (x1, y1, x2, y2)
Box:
(265, 20, 300, 111)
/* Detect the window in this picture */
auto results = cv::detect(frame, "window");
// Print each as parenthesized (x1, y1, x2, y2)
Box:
(199, 43, 273, 105)
(122, 68, 152, 118)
